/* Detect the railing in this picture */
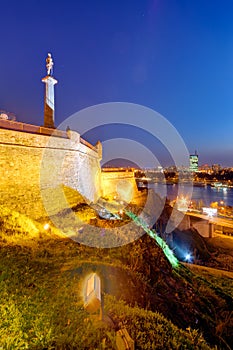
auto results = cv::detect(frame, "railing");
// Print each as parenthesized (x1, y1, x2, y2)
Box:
(80, 137, 97, 151)
(0, 118, 98, 152)
(0, 119, 67, 138)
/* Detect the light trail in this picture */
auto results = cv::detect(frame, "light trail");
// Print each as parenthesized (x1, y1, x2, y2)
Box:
(125, 210, 179, 268)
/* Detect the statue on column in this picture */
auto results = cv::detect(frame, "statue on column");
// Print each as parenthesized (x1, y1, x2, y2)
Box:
(46, 53, 54, 76)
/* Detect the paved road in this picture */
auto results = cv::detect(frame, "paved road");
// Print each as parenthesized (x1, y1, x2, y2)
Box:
(186, 211, 233, 229)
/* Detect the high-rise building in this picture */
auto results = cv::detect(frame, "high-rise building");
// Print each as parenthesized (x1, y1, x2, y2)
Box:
(189, 151, 198, 172)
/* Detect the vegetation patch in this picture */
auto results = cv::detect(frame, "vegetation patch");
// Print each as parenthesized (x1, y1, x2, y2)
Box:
(0, 205, 232, 349)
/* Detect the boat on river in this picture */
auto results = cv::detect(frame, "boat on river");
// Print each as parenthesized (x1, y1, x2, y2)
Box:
(210, 182, 228, 188)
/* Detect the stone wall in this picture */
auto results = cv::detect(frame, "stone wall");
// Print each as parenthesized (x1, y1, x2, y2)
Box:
(191, 220, 212, 238)
(101, 170, 140, 202)
(0, 127, 102, 219)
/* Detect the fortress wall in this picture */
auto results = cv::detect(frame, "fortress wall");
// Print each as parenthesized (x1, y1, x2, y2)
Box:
(101, 171, 140, 202)
(0, 128, 102, 219)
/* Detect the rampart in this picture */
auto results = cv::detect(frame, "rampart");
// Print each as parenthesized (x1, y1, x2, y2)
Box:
(0, 120, 102, 219)
(101, 169, 140, 202)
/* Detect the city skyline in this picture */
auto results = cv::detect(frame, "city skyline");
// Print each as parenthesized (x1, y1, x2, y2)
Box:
(0, 0, 233, 166)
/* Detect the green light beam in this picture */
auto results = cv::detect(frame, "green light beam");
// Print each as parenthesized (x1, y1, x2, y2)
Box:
(125, 210, 179, 268)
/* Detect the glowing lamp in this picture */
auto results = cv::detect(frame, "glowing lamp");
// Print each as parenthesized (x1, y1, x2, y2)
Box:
(185, 253, 191, 262)
(44, 223, 50, 230)
(84, 273, 101, 313)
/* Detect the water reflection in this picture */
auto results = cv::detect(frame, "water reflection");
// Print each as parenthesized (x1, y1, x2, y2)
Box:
(150, 183, 233, 207)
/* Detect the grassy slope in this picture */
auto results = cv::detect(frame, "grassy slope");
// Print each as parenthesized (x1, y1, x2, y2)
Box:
(0, 205, 232, 349)
(204, 235, 233, 271)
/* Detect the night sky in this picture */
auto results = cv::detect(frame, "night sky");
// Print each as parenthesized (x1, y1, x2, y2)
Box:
(1, 0, 233, 167)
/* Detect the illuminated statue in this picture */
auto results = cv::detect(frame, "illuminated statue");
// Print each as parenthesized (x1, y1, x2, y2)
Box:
(46, 53, 54, 76)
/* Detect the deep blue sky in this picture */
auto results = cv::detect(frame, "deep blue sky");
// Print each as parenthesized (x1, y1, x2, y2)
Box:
(1, 0, 233, 166)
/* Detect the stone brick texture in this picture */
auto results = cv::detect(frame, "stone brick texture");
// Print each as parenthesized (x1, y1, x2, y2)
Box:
(0, 128, 101, 219)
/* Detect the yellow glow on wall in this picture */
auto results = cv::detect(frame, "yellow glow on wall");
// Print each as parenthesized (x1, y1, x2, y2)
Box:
(116, 180, 133, 202)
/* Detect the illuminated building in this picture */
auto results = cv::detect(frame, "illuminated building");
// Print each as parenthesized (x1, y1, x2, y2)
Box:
(189, 152, 198, 172)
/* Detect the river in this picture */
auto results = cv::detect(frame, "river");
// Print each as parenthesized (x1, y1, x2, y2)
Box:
(149, 183, 233, 207)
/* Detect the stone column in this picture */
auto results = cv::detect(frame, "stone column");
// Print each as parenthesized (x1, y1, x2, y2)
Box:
(42, 75, 58, 128)
(209, 221, 214, 238)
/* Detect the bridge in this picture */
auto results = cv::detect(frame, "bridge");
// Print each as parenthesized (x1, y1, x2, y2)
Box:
(186, 211, 233, 238)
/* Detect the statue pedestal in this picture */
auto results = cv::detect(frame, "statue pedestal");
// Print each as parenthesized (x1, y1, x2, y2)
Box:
(42, 75, 58, 128)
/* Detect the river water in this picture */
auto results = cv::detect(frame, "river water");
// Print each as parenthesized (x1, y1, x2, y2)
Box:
(150, 183, 233, 207)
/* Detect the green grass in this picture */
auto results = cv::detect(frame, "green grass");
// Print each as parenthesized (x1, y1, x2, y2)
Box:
(184, 264, 233, 299)
(0, 242, 216, 350)
(0, 205, 232, 349)
(0, 247, 214, 350)
(0, 245, 115, 349)
(104, 295, 213, 350)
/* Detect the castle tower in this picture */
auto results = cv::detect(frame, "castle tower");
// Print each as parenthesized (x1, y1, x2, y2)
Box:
(42, 53, 58, 128)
